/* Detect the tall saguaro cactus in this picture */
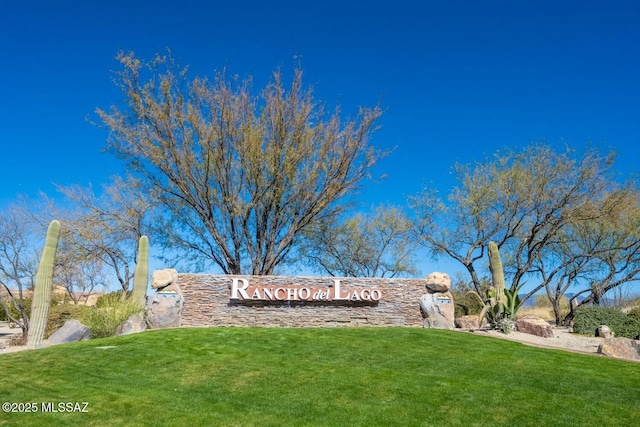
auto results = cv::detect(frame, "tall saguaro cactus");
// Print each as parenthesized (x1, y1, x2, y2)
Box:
(487, 241, 506, 306)
(131, 235, 149, 307)
(27, 220, 61, 348)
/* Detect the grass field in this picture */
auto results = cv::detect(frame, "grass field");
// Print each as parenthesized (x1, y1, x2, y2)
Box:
(1, 327, 638, 426)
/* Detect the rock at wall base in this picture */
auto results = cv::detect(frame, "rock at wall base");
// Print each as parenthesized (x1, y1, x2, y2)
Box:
(419, 292, 455, 329)
(146, 284, 184, 329)
(515, 315, 554, 338)
(455, 315, 487, 329)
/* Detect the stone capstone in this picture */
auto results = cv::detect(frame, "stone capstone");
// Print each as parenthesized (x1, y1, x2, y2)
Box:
(419, 291, 455, 329)
(48, 319, 92, 346)
(146, 284, 184, 329)
(152, 269, 179, 289)
(116, 313, 147, 336)
(424, 272, 451, 293)
(598, 337, 640, 361)
(515, 315, 554, 338)
(596, 325, 613, 339)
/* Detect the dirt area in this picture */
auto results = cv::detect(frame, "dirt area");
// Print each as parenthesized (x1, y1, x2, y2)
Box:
(463, 326, 605, 356)
(0, 321, 27, 354)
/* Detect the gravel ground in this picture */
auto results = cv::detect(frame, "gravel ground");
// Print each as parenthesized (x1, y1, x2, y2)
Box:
(0, 321, 26, 354)
(464, 326, 604, 356)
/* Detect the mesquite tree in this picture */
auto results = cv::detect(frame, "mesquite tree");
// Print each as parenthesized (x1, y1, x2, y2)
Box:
(97, 52, 383, 275)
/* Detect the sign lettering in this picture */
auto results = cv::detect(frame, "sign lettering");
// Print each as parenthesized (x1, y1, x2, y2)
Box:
(230, 278, 381, 303)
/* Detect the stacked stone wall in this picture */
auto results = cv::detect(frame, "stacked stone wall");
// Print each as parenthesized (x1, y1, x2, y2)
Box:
(178, 274, 427, 327)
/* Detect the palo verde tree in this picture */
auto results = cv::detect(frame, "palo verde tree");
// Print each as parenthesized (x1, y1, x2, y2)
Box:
(551, 188, 640, 324)
(410, 143, 638, 311)
(97, 52, 383, 275)
(300, 205, 418, 278)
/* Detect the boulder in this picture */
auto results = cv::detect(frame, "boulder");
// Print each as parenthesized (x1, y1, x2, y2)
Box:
(455, 315, 485, 329)
(419, 291, 455, 329)
(116, 313, 147, 336)
(424, 272, 451, 293)
(146, 285, 184, 329)
(515, 315, 554, 338)
(48, 319, 92, 346)
(596, 325, 613, 339)
(151, 269, 179, 289)
(598, 338, 640, 361)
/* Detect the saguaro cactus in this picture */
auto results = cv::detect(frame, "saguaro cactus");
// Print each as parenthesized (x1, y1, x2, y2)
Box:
(487, 241, 506, 306)
(27, 220, 61, 348)
(131, 235, 149, 307)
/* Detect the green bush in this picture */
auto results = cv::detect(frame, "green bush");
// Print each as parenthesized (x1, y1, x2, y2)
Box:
(83, 293, 143, 338)
(0, 298, 32, 322)
(620, 307, 640, 339)
(45, 303, 93, 338)
(1, 298, 37, 324)
(451, 288, 485, 318)
(573, 306, 640, 338)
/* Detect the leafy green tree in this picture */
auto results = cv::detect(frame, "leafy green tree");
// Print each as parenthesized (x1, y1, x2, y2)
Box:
(96, 52, 383, 275)
(300, 205, 418, 277)
(410, 143, 638, 320)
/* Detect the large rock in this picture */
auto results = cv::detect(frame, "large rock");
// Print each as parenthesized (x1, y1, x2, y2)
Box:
(116, 313, 147, 336)
(146, 285, 184, 329)
(424, 272, 451, 293)
(152, 269, 179, 289)
(48, 319, 92, 345)
(596, 325, 613, 339)
(598, 338, 640, 361)
(455, 315, 485, 329)
(515, 315, 554, 338)
(419, 291, 455, 329)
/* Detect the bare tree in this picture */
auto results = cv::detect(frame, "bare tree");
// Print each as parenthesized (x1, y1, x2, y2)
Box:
(0, 207, 38, 339)
(55, 252, 109, 304)
(28, 176, 150, 293)
(96, 52, 383, 275)
(300, 205, 419, 278)
(410, 143, 637, 310)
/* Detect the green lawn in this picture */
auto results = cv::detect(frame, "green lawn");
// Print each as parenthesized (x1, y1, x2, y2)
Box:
(1, 328, 638, 426)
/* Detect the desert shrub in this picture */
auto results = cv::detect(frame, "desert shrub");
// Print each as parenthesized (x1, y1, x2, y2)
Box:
(450, 278, 486, 318)
(0, 298, 32, 322)
(83, 293, 143, 338)
(95, 291, 130, 308)
(453, 293, 485, 318)
(45, 303, 93, 338)
(619, 307, 640, 339)
(573, 306, 628, 336)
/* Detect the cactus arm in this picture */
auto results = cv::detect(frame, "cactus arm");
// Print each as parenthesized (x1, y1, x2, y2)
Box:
(465, 290, 489, 327)
(27, 220, 61, 348)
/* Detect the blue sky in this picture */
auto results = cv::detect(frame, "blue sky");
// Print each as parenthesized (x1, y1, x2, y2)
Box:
(1, 1, 639, 277)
